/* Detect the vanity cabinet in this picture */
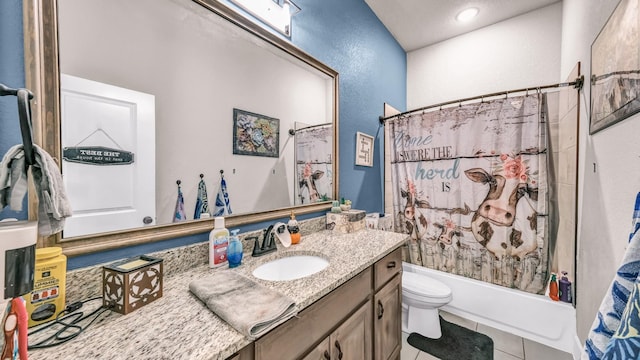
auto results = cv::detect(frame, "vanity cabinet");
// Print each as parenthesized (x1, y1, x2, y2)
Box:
(302, 302, 372, 360)
(244, 247, 402, 360)
(373, 248, 402, 360)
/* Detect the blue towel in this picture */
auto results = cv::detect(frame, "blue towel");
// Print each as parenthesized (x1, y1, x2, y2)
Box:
(194, 178, 210, 219)
(213, 176, 232, 217)
(584, 192, 640, 359)
(173, 184, 186, 222)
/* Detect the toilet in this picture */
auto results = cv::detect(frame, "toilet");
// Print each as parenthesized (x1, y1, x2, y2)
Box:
(402, 270, 453, 339)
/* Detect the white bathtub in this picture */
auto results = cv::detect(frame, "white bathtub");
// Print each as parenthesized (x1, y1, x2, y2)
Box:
(402, 262, 579, 358)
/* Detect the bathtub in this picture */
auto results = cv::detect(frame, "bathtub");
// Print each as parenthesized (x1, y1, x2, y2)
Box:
(402, 262, 579, 358)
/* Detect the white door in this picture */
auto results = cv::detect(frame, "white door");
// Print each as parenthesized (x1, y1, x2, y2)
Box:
(60, 74, 155, 238)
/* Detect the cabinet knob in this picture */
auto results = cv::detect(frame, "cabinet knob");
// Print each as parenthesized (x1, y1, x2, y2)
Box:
(377, 299, 385, 319)
(386, 261, 396, 269)
(143, 216, 153, 224)
(335, 340, 343, 360)
(323, 350, 331, 360)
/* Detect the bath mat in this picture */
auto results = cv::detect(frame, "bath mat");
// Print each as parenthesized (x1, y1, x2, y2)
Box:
(407, 316, 493, 360)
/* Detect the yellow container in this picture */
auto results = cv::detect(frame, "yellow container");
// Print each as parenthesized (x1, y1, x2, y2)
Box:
(26, 247, 67, 327)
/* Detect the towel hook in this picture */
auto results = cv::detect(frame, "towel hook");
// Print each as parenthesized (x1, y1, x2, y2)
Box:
(200, 173, 204, 179)
(176, 180, 181, 186)
(0, 84, 36, 167)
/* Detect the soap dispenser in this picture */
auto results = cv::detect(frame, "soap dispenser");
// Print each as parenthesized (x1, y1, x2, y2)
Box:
(227, 229, 243, 268)
(288, 211, 300, 245)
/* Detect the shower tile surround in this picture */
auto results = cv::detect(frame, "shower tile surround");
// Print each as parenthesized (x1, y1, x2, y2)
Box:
(32, 219, 405, 359)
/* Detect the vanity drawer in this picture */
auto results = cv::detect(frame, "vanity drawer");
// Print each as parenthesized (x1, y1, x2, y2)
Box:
(374, 247, 402, 291)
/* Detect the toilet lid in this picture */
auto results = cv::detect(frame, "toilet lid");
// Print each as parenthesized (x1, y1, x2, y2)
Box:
(403, 271, 451, 299)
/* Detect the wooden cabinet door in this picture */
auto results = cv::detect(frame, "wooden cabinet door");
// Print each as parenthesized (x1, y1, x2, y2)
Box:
(301, 338, 331, 360)
(330, 301, 372, 360)
(374, 274, 401, 360)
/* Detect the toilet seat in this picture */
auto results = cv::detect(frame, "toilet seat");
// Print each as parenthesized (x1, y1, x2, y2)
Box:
(403, 271, 452, 299)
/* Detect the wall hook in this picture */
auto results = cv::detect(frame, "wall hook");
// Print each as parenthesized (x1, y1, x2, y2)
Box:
(176, 180, 181, 186)
(200, 173, 204, 179)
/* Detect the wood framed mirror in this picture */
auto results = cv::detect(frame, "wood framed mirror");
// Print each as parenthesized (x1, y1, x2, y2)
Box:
(23, 0, 339, 256)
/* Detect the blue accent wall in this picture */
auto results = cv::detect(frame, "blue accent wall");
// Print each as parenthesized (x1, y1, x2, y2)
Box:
(292, 0, 406, 214)
(0, 0, 28, 220)
(1, 0, 406, 269)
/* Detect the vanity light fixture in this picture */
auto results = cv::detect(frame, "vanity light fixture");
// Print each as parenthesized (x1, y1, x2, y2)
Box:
(228, 0, 301, 37)
(456, 7, 479, 23)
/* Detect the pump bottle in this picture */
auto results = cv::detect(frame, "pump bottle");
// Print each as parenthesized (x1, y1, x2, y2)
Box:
(209, 217, 229, 268)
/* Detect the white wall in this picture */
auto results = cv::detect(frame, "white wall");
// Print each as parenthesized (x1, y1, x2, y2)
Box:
(407, 2, 562, 108)
(561, 0, 640, 342)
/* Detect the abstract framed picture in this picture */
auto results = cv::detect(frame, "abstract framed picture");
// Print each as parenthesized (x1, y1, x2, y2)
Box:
(355, 131, 374, 167)
(590, 0, 640, 134)
(232, 108, 280, 157)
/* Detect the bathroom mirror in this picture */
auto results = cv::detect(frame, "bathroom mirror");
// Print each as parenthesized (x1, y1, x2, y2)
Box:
(23, 0, 338, 255)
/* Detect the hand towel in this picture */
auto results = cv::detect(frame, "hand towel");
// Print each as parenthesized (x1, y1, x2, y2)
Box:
(213, 175, 232, 216)
(189, 271, 297, 340)
(173, 183, 186, 222)
(193, 177, 210, 219)
(583, 192, 640, 359)
(0, 144, 72, 235)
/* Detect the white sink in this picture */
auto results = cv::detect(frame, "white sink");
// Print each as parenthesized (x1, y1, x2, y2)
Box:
(252, 255, 329, 281)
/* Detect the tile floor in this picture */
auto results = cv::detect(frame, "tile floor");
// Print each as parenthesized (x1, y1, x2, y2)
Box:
(401, 311, 574, 360)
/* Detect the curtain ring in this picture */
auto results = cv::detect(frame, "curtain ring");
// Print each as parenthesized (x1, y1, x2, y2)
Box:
(481, 96, 484, 103)
(505, 91, 508, 99)
(525, 88, 529, 96)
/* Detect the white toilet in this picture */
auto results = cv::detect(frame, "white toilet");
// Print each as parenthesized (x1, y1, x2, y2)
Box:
(402, 270, 453, 339)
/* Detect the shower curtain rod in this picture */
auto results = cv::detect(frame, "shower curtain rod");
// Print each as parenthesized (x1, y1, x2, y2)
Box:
(379, 75, 584, 123)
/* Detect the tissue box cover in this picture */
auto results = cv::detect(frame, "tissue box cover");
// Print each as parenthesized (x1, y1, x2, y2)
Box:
(326, 209, 366, 233)
(103, 255, 163, 314)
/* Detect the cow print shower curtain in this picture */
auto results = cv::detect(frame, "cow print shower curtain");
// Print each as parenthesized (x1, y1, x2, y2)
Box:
(390, 94, 555, 294)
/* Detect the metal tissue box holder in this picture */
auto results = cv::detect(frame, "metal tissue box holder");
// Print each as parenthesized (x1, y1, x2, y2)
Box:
(102, 255, 163, 314)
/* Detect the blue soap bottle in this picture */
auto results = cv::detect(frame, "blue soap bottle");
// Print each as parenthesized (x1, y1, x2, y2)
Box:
(228, 229, 243, 268)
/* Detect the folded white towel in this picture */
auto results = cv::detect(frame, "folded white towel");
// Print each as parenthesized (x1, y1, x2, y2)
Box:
(0, 144, 72, 235)
(189, 271, 297, 340)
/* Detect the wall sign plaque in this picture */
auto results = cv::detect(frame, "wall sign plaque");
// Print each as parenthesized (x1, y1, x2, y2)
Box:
(63, 146, 134, 165)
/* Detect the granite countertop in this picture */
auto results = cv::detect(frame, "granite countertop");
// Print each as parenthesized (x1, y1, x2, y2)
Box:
(29, 229, 407, 360)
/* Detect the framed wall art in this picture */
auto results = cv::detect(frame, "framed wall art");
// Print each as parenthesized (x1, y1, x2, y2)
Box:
(232, 108, 280, 157)
(355, 131, 374, 167)
(590, 0, 640, 134)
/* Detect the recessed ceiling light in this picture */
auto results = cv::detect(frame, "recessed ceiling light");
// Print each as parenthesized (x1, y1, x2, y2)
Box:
(456, 7, 479, 22)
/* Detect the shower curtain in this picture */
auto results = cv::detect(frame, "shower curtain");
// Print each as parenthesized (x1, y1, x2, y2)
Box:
(389, 94, 556, 294)
(294, 124, 333, 204)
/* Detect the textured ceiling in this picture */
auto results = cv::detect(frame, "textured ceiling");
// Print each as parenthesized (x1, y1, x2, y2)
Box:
(364, 0, 561, 51)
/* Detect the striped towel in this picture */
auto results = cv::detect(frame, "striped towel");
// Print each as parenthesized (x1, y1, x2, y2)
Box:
(583, 192, 640, 359)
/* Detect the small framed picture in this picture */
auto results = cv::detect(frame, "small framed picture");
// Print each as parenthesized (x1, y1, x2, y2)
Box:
(232, 108, 280, 158)
(355, 132, 374, 167)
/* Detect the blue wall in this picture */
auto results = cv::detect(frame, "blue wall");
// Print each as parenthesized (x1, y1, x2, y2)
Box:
(0, 0, 28, 220)
(292, 0, 406, 214)
(0, 0, 406, 269)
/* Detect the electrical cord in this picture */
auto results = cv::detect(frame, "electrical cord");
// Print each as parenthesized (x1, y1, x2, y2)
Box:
(27, 296, 113, 350)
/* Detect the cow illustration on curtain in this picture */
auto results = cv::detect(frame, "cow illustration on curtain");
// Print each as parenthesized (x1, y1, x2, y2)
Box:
(389, 94, 556, 294)
(294, 124, 333, 204)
